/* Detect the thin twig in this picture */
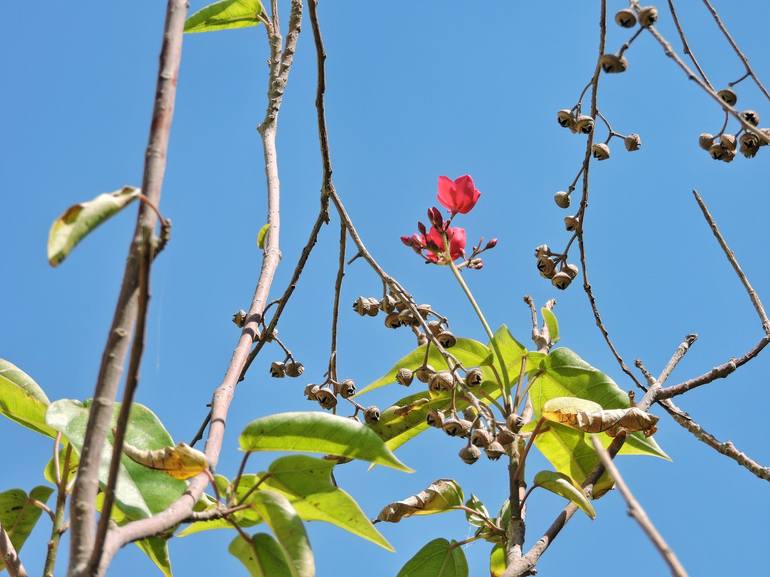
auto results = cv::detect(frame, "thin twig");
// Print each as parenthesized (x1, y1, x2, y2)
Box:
(0, 523, 28, 577)
(591, 435, 689, 577)
(328, 222, 347, 381)
(666, 0, 713, 88)
(44, 444, 73, 577)
(183, 504, 250, 522)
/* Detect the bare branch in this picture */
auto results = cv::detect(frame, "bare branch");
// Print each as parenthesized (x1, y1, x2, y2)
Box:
(591, 436, 689, 577)
(0, 522, 28, 577)
(328, 222, 347, 381)
(44, 445, 73, 577)
(666, 0, 713, 89)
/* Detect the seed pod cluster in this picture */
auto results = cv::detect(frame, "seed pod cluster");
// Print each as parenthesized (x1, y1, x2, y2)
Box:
(534, 245, 579, 290)
(270, 359, 304, 378)
(699, 91, 768, 161)
(556, 109, 594, 135)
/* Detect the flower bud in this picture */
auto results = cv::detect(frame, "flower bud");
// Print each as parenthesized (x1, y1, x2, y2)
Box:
(554, 191, 571, 209)
(459, 444, 481, 464)
(552, 271, 573, 290)
(485, 238, 498, 250)
(468, 258, 484, 270)
(415, 364, 436, 383)
(592, 142, 611, 161)
(232, 309, 247, 327)
(364, 406, 381, 424)
(614, 8, 637, 28)
(427, 206, 444, 229)
(396, 368, 414, 386)
(717, 88, 737, 107)
(285, 361, 304, 378)
(270, 361, 286, 378)
(336, 379, 356, 398)
(600, 53, 628, 74)
(437, 331, 457, 348)
(638, 5, 658, 27)
(465, 368, 484, 387)
(624, 133, 642, 151)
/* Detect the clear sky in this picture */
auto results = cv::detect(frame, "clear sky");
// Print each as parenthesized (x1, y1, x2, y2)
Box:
(2, 1, 770, 576)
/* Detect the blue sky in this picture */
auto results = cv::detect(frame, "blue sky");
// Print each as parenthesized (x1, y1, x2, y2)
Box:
(2, 1, 770, 576)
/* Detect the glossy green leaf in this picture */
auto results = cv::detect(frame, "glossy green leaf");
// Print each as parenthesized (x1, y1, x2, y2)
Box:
(250, 491, 314, 577)
(397, 538, 468, 577)
(532, 470, 596, 519)
(0, 359, 55, 437)
(464, 494, 489, 528)
(489, 544, 505, 577)
(47, 186, 140, 266)
(185, 0, 263, 33)
(46, 399, 187, 519)
(0, 486, 53, 572)
(229, 533, 294, 577)
(239, 411, 411, 472)
(541, 307, 559, 344)
(376, 479, 463, 523)
(358, 338, 491, 396)
(260, 456, 391, 550)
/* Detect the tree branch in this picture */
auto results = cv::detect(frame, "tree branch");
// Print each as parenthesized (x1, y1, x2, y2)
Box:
(44, 444, 73, 577)
(666, 0, 713, 89)
(0, 522, 28, 577)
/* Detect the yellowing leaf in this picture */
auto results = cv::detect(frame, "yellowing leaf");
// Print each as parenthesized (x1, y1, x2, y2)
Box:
(543, 397, 658, 437)
(257, 223, 270, 249)
(122, 441, 208, 480)
(376, 479, 464, 523)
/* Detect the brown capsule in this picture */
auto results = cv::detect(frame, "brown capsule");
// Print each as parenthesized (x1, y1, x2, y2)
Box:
(495, 427, 516, 446)
(739, 132, 760, 158)
(364, 406, 381, 424)
(485, 441, 506, 460)
(379, 294, 398, 313)
(563, 263, 579, 280)
(316, 388, 337, 410)
(396, 368, 414, 386)
(465, 368, 484, 387)
(463, 407, 479, 422)
(614, 8, 637, 28)
(384, 312, 402, 329)
(232, 309, 247, 327)
(564, 215, 581, 232)
(717, 88, 737, 107)
(506, 414, 525, 433)
(600, 53, 628, 74)
(426, 320, 443, 336)
(741, 110, 760, 127)
(285, 361, 305, 378)
(304, 384, 320, 401)
(471, 428, 493, 448)
(534, 244, 551, 258)
(416, 304, 433, 319)
(624, 133, 642, 151)
(537, 255, 556, 279)
(428, 371, 454, 393)
(721, 148, 737, 163)
(709, 143, 727, 161)
(415, 364, 436, 383)
(336, 379, 356, 398)
(554, 191, 571, 209)
(352, 296, 370, 316)
(426, 409, 445, 428)
(397, 309, 420, 327)
(443, 417, 472, 437)
(575, 115, 595, 135)
(698, 133, 715, 150)
(437, 331, 457, 348)
(592, 142, 611, 161)
(552, 271, 573, 290)
(365, 297, 380, 317)
(557, 109, 575, 129)
(459, 444, 481, 464)
(270, 361, 286, 378)
(720, 133, 737, 151)
(638, 5, 658, 27)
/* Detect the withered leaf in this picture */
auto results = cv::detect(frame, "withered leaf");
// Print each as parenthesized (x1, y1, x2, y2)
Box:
(122, 441, 208, 480)
(543, 397, 658, 437)
(376, 479, 463, 523)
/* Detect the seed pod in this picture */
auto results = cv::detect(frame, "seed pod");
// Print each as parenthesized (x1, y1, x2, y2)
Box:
(459, 444, 481, 464)
(599, 53, 628, 74)
(304, 384, 320, 401)
(284, 361, 304, 378)
(365, 297, 380, 317)
(232, 309, 247, 327)
(720, 148, 737, 163)
(717, 88, 737, 107)
(471, 428, 493, 448)
(396, 368, 414, 386)
(720, 133, 737, 151)
(416, 304, 432, 319)
(426, 320, 443, 336)
(537, 255, 556, 279)
(534, 244, 551, 258)
(557, 109, 575, 129)
(495, 427, 516, 445)
(614, 8, 637, 28)
(316, 388, 337, 410)
(384, 312, 402, 328)
(552, 271, 573, 290)
(564, 215, 581, 232)
(352, 296, 370, 316)
(485, 441, 506, 460)
(426, 409, 445, 428)
(364, 406, 381, 424)
(592, 142, 611, 160)
(638, 5, 658, 27)
(563, 263, 579, 280)
(443, 417, 472, 437)
(336, 379, 356, 398)
(698, 133, 714, 150)
(624, 133, 642, 151)
(709, 143, 726, 161)
(428, 371, 454, 393)
(554, 191, 571, 209)
(417, 333, 429, 346)
(760, 129, 770, 146)
(437, 331, 457, 348)
(415, 364, 436, 383)
(379, 294, 398, 313)
(739, 132, 760, 158)
(465, 368, 484, 387)
(741, 110, 760, 127)
(397, 309, 419, 327)
(575, 115, 595, 135)
(270, 361, 286, 378)
(506, 413, 525, 433)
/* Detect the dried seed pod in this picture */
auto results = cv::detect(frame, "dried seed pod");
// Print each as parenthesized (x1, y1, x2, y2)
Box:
(592, 142, 611, 160)
(304, 384, 320, 401)
(552, 271, 573, 290)
(495, 427, 516, 445)
(485, 441, 506, 460)
(384, 312, 402, 329)
(437, 331, 457, 348)
(428, 371, 454, 393)
(614, 7, 637, 28)
(563, 263, 579, 279)
(416, 304, 432, 319)
(575, 115, 595, 135)
(537, 255, 556, 279)
(352, 296, 370, 316)
(717, 88, 737, 107)
(426, 320, 443, 336)
(720, 148, 736, 163)
(364, 406, 381, 424)
(397, 309, 419, 326)
(232, 309, 247, 327)
(557, 109, 575, 129)
(506, 414, 525, 433)
(336, 379, 356, 398)
(463, 406, 479, 422)
(741, 110, 760, 127)
(624, 133, 642, 151)
(396, 368, 414, 386)
(316, 388, 337, 410)
(443, 417, 472, 437)
(426, 409, 445, 428)
(365, 297, 380, 317)
(459, 444, 481, 464)
(554, 191, 571, 209)
(600, 53, 628, 74)
(709, 143, 726, 161)
(471, 428, 493, 448)
(415, 364, 436, 383)
(465, 368, 484, 387)
(698, 133, 715, 150)
(416, 333, 429, 346)
(285, 361, 305, 378)
(270, 361, 286, 378)
(638, 5, 658, 27)
(534, 244, 551, 258)
(379, 294, 398, 313)
(739, 132, 760, 158)
(720, 133, 737, 151)
(564, 215, 581, 232)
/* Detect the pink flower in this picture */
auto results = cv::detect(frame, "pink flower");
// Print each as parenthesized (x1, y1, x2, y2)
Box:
(437, 175, 481, 215)
(423, 225, 467, 264)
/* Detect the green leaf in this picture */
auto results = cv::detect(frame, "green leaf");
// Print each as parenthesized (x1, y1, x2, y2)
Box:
(0, 359, 55, 437)
(46, 399, 187, 519)
(229, 533, 294, 577)
(541, 307, 559, 344)
(239, 411, 412, 472)
(249, 491, 314, 577)
(43, 444, 78, 489)
(358, 338, 491, 396)
(376, 479, 463, 523)
(463, 494, 489, 528)
(532, 470, 596, 519)
(260, 456, 392, 550)
(0, 486, 54, 572)
(185, 0, 263, 33)
(257, 223, 270, 249)
(136, 536, 174, 577)
(397, 538, 468, 577)
(47, 186, 140, 267)
(489, 544, 505, 577)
